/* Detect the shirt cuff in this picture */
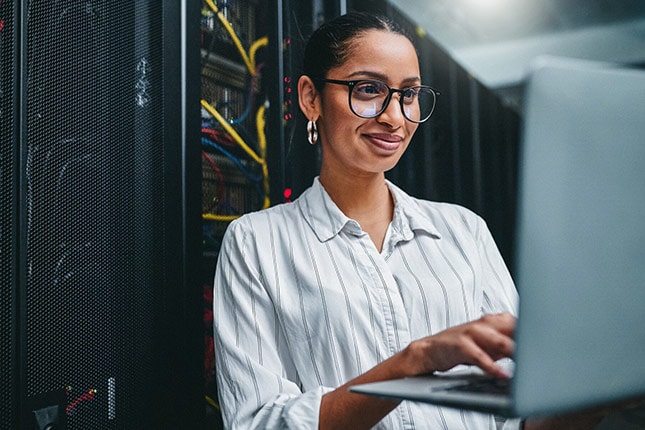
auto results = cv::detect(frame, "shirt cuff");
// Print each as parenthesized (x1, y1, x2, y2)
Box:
(282, 386, 334, 428)
(500, 417, 524, 430)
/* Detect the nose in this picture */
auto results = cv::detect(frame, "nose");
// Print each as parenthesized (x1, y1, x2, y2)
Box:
(377, 92, 406, 127)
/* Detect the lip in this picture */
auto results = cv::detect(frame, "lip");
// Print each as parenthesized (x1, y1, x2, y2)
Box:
(364, 132, 404, 151)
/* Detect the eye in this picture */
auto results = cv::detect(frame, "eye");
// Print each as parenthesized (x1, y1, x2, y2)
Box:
(353, 81, 387, 98)
(402, 87, 419, 103)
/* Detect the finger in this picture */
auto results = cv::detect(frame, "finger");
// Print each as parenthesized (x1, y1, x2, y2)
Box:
(480, 313, 516, 337)
(462, 339, 512, 378)
(481, 329, 516, 360)
(466, 318, 516, 359)
(464, 323, 515, 375)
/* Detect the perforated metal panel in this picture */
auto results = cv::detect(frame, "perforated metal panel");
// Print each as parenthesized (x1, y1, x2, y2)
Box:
(22, 1, 165, 428)
(5, 0, 201, 427)
(1, 0, 17, 427)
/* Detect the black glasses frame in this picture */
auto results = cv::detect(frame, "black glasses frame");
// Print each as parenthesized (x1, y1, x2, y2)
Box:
(317, 78, 440, 123)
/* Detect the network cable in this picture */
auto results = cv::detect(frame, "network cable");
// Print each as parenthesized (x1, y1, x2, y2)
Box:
(201, 0, 270, 222)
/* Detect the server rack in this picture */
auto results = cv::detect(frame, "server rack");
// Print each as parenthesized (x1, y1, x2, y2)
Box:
(3, 1, 203, 428)
(199, 1, 336, 425)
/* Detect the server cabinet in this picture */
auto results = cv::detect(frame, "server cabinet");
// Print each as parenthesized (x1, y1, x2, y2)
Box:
(2, 1, 203, 428)
(0, 0, 18, 428)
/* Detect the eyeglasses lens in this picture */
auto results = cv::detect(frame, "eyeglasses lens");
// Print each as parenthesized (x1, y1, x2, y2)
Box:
(350, 81, 436, 123)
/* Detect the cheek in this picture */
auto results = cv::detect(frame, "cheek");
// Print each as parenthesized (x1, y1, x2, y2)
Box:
(319, 108, 363, 143)
(320, 90, 350, 117)
(406, 122, 420, 137)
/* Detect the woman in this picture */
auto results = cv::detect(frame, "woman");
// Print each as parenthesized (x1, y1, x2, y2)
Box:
(213, 11, 605, 429)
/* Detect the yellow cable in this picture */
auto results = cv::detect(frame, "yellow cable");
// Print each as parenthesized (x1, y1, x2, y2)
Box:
(204, 0, 256, 75)
(249, 36, 269, 70)
(203, 213, 240, 222)
(256, 103, 270, 209)
(202, 1, 271, 217)
(201, 98, 271, 217)
(205, 395, 221, 411)
(201, 99, 264, 165)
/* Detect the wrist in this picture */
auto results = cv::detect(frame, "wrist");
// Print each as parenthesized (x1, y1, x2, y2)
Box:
(400, 340, 433, 376)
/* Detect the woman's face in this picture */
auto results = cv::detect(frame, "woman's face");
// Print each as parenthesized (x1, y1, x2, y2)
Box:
(317, 29, 421, 179)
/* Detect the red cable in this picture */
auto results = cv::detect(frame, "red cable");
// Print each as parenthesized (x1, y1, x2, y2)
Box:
(202, 150, 226, 210)
(66, 389, 96, 415)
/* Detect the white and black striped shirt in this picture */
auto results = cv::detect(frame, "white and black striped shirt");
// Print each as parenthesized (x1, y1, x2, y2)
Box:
(213, 177, 519, 429)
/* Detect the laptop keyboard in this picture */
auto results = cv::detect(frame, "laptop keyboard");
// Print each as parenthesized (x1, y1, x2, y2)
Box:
(444, 377, 511, 396)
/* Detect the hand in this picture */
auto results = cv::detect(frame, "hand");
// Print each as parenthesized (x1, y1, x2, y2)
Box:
(320, 313, 516, 430)
(403, 312, 516, 378)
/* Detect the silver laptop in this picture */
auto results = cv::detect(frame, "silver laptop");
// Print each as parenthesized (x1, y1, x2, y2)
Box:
(349, 56, 645, 418)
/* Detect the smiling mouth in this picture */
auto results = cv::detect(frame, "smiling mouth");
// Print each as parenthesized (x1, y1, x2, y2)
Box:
(365, 133, 404, 150)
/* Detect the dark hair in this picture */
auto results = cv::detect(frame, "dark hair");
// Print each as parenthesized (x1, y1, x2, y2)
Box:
(303, 11, 414, 89)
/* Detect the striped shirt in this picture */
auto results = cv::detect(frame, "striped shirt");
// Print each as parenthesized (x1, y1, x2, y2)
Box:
(213, 177, 520, 429)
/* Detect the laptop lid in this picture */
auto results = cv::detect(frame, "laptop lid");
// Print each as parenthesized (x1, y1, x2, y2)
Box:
(511, 56, 645, 417)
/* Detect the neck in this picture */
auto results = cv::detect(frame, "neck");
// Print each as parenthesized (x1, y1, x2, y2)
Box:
(319, 172, 394, 252)
(319, 172, 390, 214)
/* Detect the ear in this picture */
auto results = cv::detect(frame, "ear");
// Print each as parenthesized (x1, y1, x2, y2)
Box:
(298, 75, 321, 121)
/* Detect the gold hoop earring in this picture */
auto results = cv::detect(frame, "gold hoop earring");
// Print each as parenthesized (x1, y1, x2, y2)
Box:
(307, 120, 318, 145)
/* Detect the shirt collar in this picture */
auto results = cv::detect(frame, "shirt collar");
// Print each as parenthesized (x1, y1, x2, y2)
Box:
(387, 180, 442, 241)
(297, 177, 442, 243)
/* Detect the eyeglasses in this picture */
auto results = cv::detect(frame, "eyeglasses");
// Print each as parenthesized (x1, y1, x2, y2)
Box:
(317, 78, 440, 123)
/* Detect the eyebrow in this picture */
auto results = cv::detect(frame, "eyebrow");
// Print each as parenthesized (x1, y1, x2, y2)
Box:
(345, 70, 421, 86)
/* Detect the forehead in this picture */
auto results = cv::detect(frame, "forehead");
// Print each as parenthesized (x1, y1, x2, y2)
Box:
(335, 30, 420, 80)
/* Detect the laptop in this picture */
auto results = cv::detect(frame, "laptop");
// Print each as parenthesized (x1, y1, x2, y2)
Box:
(349, 56, 645, 418)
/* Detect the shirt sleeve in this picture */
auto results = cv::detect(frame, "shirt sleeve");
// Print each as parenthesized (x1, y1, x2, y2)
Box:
(477, 215, 521, 430)
(213, 217, 332, 429)
(475, 216, 519, 316)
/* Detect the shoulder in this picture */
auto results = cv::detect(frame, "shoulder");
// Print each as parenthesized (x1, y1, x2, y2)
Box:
(420, 199, 483, 229)
(224, 201, 299, 239)
(413, 197, 480, 219)
(216, 204, 295, 270)
(223, 180, 325, 241)
(389, 182, 485, 238)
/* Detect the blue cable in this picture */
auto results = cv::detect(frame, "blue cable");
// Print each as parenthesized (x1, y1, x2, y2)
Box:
(201, 137, 263, 183)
